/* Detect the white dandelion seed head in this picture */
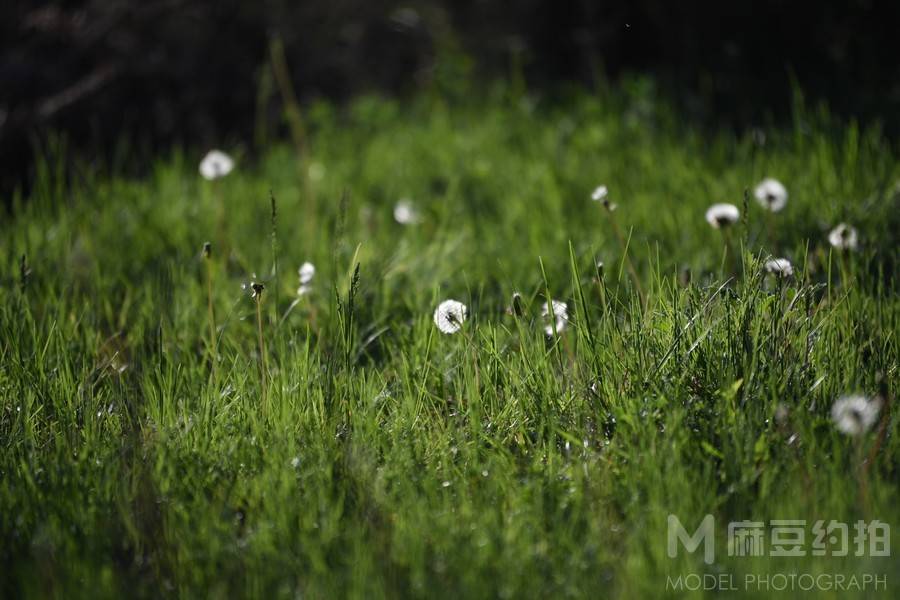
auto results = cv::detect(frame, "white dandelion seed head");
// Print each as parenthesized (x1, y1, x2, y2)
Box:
(765, 258, 794, 277)
(705, 203, 740, 229)
(591, 185, 617, 211)
(831, 395, 881, 436)
(296, 262, 315, 296)
(199, 149, 234, 180)
(541, 299, 569, 336)
(754, 178, 788, 212)
(298, 262, 316, 284)
(393, 199, 421, 225)
(828, 223, 858, 251)
(241, 275, 258, 295)
(433, 299, 467, 334)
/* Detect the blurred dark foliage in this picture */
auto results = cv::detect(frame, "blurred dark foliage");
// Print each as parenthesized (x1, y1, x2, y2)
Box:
(2, 0, 899, 196)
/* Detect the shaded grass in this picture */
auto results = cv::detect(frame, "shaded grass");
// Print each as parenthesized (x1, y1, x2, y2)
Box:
(1, 85, 898, 598)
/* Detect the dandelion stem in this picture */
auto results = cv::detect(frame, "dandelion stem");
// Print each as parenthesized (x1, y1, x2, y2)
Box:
(856, 437, 870, 516)
(765, 209, 776, 251)
(270, 190, 280, 325)
(213, 179, 227, 258)
(864, 389, 891, 478)
(826, 248, 833, 303)
(255, 293, 269, 417)
(204, 245, 217, 385)
(838, 252, 852, 290)
(720, 228, 736, 280)
(608, 213, 646, 309)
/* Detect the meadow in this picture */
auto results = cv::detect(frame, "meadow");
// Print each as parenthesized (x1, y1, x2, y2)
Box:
(2, 83, 898, 598)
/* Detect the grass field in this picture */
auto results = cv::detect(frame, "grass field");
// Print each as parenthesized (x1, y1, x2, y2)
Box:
(2, 85, 899, 598)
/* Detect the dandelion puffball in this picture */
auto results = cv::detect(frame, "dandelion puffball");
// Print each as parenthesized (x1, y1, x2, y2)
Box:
(831, 395, 881, 436)
(705, 203, 740, 229)
(394, 199, 421, 225)
(297, 262, 315, 296)
(754, 178, 788, 212)
(765, 258, 794, 277)
(434, 300, 467, 334)
(298, 262, 315, 284)
(828, 223, 858, 251)
(591, 185, 617, 210)
(541, 299, 568, 336)
(199, 150, 234, 180)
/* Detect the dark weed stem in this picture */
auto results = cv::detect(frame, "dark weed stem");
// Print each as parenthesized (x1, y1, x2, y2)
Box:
(253, 284, 269, 416)
(203, 243, 217, 384)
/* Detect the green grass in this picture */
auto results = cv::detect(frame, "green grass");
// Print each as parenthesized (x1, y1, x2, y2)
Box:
(2, 84, 899, 598)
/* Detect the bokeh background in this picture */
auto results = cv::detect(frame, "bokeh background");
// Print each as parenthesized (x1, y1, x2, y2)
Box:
(2, 0, 899, 196)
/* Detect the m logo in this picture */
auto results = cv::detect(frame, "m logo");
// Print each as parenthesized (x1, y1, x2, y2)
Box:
(668, 514, 715, 564)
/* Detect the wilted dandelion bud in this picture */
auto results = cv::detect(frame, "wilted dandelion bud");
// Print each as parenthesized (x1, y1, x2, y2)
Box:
(541, 299, 569, 336)
(754, 178, 788, 212)
(250, 282, 265, 299)
(509, 292, 524, 317)
(393, 199, 421, 225)
(434, 299, 467, 334)
(199, 150, 234, 180)
(831, 394, 881, 436)
(202, 242, 212, 259)
(828, 223, 858, 251)
(591, 185, 617, 211)
(705, 203, 740, 229)
(764, 258, 793, 278)
(595, 260, 605, 280)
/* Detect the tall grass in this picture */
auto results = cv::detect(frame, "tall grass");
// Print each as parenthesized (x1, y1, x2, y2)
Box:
(1, 85, 898, 598)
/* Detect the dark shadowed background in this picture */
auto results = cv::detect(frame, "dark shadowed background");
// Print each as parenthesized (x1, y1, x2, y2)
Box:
(2, 0, 899, 196)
